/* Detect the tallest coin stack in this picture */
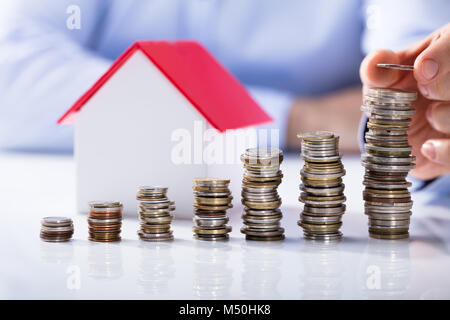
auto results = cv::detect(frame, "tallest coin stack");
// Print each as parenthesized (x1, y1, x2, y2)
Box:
(361, 88, 417, 240)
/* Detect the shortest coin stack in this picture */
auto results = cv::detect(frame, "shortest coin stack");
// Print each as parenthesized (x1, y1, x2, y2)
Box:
(40, 217, 74, 242)
(137, 186, 175, 241)
(297, 131, 346, 242)
(192, 178, 233, 241)
(88, 201, 123, 242)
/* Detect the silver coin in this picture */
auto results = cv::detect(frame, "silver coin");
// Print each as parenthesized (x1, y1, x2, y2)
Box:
(365, 144, 412, 153)
(303, 205, 346, 215)
(41, 226, 74, 232)
(362, 161, 416, 172)
(243, 216, 281, 224)
(301, 143, 338, 150)
(300, 197, 346, 206)
(40, 237, 72, 242)
(244, 170, 282, 178)
(87, 217, 122, 224)
(243, 223, 281, 230)
(194, 234, 229, 241)
(362, 154, 415, 164)
(363, 181, 412, 190)
(367, 88, 417, 101)
(141, 216, 174, 224)
(376, 63, 414, 71)
(365, 212, 412, 220)
(138, 186, 168, 192)
(139, 230, 173, 238)
(194, 216, 229, 227)
(369, 219, 410, 227)
(300, 214, 342, 224)
(41, 217, 73, 227)
(361, 104, 416, 116)
(303, 232, 342, 241)
(243, 208, 282, 216)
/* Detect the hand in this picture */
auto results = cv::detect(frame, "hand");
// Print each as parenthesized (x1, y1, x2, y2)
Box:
(360, 23, 450, 180)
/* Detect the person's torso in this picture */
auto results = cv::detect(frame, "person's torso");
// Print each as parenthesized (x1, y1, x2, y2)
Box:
(84, 0, 364, 95)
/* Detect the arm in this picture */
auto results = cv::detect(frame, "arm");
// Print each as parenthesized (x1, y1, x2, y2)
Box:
(249, 86, 363, 153)
(286, 86, 362, 153)
(0, 0, 111, 152)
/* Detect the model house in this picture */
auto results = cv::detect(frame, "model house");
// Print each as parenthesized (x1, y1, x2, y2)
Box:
(58, 41, 271, 217)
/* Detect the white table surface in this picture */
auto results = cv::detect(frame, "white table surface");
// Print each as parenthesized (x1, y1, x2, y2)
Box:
(0, 151, 449, 300)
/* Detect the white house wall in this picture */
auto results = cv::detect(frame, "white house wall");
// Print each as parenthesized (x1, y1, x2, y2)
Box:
(75, 50, 208, 218)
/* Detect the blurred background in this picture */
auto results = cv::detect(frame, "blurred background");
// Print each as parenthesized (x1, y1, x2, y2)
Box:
(0, 0, 447, 154)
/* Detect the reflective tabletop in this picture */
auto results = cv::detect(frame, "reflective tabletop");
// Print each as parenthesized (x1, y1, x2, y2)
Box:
(0, 152, 449, 299)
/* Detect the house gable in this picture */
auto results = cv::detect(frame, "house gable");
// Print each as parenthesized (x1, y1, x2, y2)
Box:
(75, 50, 207, 215)
(59, 41, 272, 131)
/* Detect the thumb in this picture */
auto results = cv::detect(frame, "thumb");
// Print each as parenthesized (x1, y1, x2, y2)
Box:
(414, 23, 450, 100)
(421, 139, 450, 165)
(360, 49, 402, 88)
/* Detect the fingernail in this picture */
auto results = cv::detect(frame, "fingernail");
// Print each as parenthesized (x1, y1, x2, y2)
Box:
(422, 59, 439, 80)
(418, 84, 429, 97)
(422, 142, 436, 160)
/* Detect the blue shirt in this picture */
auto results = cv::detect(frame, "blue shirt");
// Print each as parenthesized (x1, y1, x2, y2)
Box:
(0, 1, 448, 160)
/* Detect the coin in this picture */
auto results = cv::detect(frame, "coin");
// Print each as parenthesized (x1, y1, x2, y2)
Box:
(297, 131, 335, 141)
(297, 131, 346, 241)
(192, 178, 233, 240)
(40, 217, 74, 242)
(245, 235, 285, 241)
(193, 226, 232, 235)
(136, 186, 175, 241)
(87, 201, 122, 242)
(376, 63, 414, 71)
(194, 234, 229, 241)
(193, 177, 230, 186)
(362, 87, 416, 240)
(241, 148, 285, 241)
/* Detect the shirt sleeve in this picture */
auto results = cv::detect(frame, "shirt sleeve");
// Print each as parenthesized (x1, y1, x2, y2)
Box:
(0, 0, 111, 152)
(247, 86, 294, 150)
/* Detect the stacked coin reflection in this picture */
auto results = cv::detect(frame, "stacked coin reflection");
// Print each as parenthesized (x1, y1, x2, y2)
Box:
(192, 178, 232, 241)
(88, 201, 122, 242)
(137, 187, 175, 241)
(361, 88, 416, 240)
(40, 217, 74, 242)
(297, 132, 346, 241)
(241, 148, 284, 241)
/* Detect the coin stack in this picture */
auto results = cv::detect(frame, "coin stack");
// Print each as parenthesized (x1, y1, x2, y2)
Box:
(192, 178, 233, 241)
(137, 186, 175, 241)
(241, 148, 284, 241)
(297, 132, 346, 241)
(361, 87, 416, 240)
(40, 217, 74, 242)
(88, 201, 123, 242)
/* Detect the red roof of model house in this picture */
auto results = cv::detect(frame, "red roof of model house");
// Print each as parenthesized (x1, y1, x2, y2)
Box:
(58, 41, 272, 131)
